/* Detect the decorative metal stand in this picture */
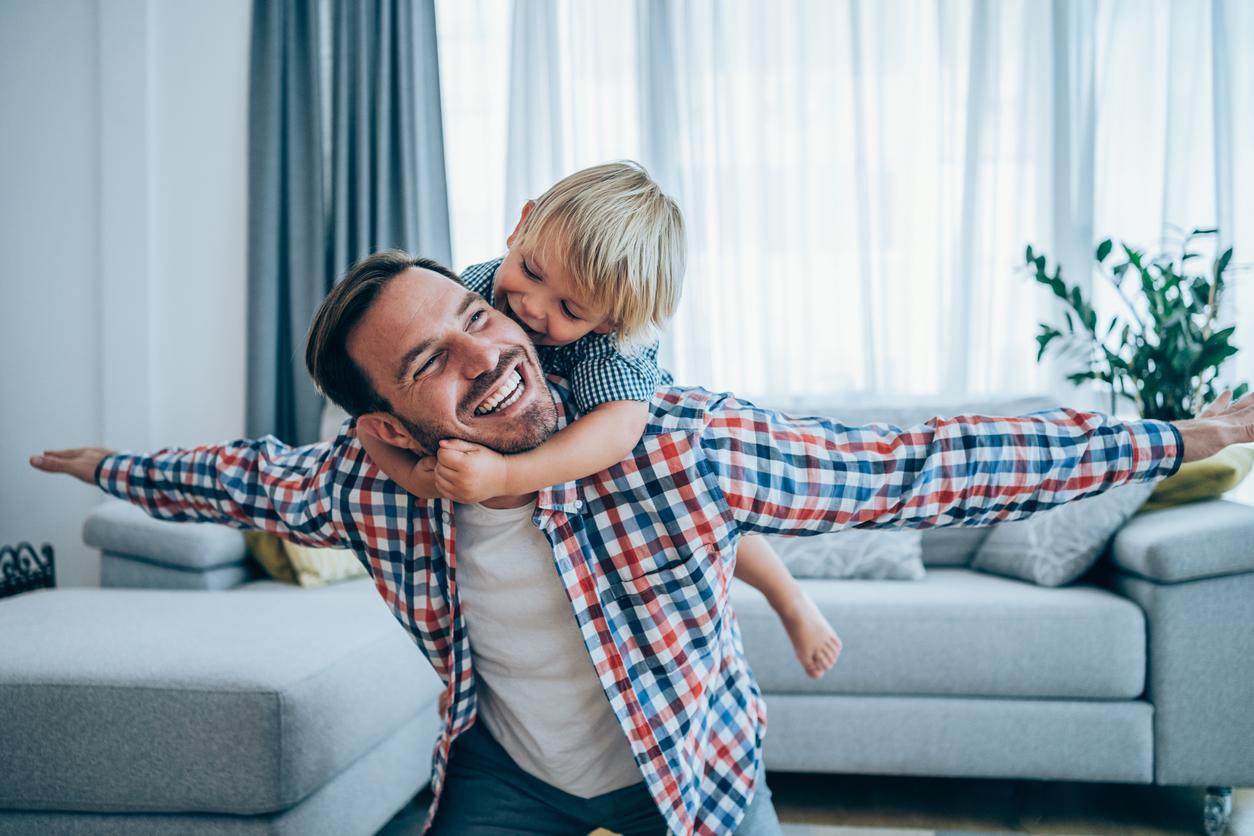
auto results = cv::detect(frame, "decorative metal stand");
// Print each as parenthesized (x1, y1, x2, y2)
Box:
(0, 542, 56, 599)
(1204, 786, 1232, 836)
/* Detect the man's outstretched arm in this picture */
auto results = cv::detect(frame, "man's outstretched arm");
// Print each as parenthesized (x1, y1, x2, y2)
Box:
(700, 389, 1254, 536)
(31, 434, 362, 548)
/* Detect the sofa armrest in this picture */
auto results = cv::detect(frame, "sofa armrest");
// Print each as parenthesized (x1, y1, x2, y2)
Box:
(83, 500, 250, 585)
(1109, 499, 1254, 584)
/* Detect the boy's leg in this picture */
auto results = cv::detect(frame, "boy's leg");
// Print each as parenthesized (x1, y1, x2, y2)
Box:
(733, 535, 842, 678)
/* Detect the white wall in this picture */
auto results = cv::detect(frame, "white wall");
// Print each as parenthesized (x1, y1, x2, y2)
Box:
(0, 0, 250, 586)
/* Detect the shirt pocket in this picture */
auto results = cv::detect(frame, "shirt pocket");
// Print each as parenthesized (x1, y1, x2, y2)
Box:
(599, 541, 726, 680)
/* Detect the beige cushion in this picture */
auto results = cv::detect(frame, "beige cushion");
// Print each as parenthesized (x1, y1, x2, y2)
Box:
(244, 531, 297, 583)
(244, 533, 367, 587)
(284, 542, 369, 587)
(1141, 445, 1254, 513)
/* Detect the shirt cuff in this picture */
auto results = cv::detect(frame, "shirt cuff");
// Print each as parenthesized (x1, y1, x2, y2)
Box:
(1132, 418, 1184, 480)
(93, 453, 112, 489)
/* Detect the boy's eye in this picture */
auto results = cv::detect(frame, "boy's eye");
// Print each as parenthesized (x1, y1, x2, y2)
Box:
(522, 261, 542, 282)
(560, 301, 582, 321)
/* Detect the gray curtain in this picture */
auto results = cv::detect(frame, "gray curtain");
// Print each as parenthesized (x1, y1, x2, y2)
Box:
(248, 0, 452, 445)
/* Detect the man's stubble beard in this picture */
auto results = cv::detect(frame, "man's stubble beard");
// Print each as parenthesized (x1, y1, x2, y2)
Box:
(394, 347, 558, 456)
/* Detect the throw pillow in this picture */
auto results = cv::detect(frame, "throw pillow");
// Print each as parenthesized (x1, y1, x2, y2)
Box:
(763, 529, 924, 580)
(1140, 446, 1254, 513)
(244, 531, 297, 584)
(971, 480, 1158, 586)
(284, 542, 369, 587)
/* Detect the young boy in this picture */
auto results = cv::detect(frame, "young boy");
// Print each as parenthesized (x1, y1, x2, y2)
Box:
(359, 161, 841, 678)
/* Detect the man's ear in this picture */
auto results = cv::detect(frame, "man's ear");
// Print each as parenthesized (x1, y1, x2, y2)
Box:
(356, 412, 430, 456)
(506, 200, 536, 248)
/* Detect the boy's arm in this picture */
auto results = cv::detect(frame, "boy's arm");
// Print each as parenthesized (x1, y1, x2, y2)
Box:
(698, 396, 1188, 536)
(504, 400, 648, 493)
(31, 435, 357, 548)
(433, 400, 649, 502)
(358, 429, 442, 498)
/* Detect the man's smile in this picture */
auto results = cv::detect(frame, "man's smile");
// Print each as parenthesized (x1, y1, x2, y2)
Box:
(474, 367, 525, 416)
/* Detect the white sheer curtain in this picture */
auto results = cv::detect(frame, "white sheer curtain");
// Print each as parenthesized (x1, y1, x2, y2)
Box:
(436, 0, 1254, 411)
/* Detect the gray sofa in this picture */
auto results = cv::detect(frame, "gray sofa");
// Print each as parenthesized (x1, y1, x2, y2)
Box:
(2, 396, 1252, 835)
(0, 510, 443, 836)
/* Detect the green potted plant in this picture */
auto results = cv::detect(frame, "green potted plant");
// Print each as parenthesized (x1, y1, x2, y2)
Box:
(1023, 228, 1251, 508)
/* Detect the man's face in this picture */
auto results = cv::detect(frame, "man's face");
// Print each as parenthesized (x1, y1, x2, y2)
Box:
(346, 267, 558, 454)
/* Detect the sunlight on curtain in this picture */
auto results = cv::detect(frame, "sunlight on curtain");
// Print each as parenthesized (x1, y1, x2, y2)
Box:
(436, 0, 1254, 408)
(434, 0, 511, 270)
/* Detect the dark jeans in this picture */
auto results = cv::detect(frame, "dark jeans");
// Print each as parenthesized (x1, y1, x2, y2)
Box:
(429, 722, 782, 835)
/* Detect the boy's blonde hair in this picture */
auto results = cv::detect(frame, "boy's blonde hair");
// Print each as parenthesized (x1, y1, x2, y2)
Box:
(511, 160, 685, 349)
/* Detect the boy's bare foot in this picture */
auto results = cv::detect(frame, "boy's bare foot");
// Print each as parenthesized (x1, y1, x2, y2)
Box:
(775, 590, 842, 678)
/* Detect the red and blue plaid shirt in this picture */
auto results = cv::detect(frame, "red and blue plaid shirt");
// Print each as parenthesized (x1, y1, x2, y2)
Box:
(95, 381, 1182, 834)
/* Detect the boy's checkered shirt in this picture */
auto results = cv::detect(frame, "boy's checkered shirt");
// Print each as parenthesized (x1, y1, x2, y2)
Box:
(460, 257, 672, 412)
(95, 382, 1182, 834)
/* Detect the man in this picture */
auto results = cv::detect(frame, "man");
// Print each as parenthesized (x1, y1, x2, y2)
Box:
(32, 251, 1254, 835)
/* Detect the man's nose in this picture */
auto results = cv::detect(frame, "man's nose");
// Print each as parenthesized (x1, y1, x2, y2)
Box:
(456, 334, 501, 379)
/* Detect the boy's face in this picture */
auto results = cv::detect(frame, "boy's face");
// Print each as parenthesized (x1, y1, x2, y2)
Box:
(494, 204, 616, 347)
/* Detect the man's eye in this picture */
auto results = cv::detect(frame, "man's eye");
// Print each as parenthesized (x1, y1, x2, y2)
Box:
(415, 354, 440, 378)
(469, 309, 486, 328)
(561, 302, 582, 321)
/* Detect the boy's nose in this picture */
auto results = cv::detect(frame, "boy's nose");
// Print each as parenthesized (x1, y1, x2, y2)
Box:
(518, 296, 545, 325)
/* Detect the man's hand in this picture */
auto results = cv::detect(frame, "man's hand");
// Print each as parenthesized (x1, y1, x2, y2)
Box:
(1173, 389, 1254, 463)
(434, 439, 509, 504)
(29, 448, 114, 485)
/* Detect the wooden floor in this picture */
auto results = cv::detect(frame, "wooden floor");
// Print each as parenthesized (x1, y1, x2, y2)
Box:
(762, 772, 1249, 834)
(380, 774, 1253, 835)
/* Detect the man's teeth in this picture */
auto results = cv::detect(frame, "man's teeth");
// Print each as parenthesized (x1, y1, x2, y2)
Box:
(475, 370, 524, 415)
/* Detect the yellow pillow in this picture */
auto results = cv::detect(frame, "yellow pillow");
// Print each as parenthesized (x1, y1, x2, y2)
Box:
(244, 531, 297, 583)
(283, 542, 369, 587)
(1140, 445, 1254, 513)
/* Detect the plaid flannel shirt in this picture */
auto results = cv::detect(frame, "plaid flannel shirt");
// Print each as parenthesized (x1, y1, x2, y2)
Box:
(461, 257, 672, 411)
(95, 381, 1182, 834)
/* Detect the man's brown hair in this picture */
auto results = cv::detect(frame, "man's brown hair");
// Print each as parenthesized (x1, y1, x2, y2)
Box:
(304, 250, 460, 416)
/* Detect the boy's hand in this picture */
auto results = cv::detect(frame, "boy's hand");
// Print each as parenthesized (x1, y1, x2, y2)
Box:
(434, 439, 509, 504)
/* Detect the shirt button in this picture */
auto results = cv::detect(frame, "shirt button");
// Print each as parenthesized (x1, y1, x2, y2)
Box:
(441, 511, 452, 524)
(572, 500, 583, 510)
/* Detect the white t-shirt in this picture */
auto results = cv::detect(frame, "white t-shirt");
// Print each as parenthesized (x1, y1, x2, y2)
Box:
(452, 500, 643, 798)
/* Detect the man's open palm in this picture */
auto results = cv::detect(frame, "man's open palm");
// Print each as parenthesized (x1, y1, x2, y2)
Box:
(1175, 389, 1254, 463)
(30, 448, 114, 484)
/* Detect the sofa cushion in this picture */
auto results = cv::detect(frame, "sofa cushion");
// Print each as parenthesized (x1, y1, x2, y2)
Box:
(764, 529, 924, 579)
(83, 501, 248, 572)
(735, 568, 1145, 699)
(919, 526, 992, 567)
(971, 480, 1158, 586)
(0, 581, 443, 815)
(754, 395, 1057, 569)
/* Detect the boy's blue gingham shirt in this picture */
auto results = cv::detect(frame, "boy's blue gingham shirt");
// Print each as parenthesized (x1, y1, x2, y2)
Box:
(460, 257, 672, 412)
(95, 382, 1183, 835)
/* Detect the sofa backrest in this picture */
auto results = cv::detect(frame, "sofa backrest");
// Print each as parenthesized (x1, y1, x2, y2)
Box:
(750, 393, 1061, 566)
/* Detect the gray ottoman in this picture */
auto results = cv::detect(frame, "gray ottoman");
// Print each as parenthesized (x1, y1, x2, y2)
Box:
(0, 585, 443, 835)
